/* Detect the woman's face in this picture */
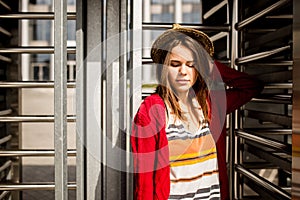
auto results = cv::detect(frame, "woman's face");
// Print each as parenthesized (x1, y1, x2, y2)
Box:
(167, 45, 197, 96)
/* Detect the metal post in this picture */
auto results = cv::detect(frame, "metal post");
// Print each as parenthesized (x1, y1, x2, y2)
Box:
(75, 0, 85, 199)
(85, 0, 103, 199)
(105, 0, 128, 199)
(127, 0, 143, 199)
(229, 0, 238, 199)
(21, 0, 30, 81)
(142, 0, 152, 84)
(120, 0, 128, 198)
(129, 1, 142, 198)
(54, 0, 68, 199)
(131, 0, 142, 115)
(175, 0, 182, 23)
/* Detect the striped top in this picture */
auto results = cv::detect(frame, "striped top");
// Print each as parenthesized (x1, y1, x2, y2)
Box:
(166, 102, 220, 200)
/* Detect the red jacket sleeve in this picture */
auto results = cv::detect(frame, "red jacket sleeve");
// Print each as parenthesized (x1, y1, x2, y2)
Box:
(131, 96, 170, 200)
(214, 61, 264, 114)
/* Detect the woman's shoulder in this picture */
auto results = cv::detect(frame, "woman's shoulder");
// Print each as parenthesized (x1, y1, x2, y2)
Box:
(135, 93, 165, 120)
(142, 93, 164, 106)
(137, 93, 165, 114)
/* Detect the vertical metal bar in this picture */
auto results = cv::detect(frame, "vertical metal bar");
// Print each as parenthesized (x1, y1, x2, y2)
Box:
(129, 1, 142, 198)
(76, 0, 85, 199)
(54, 0, 68, 199)
(142, 0, 151, 84)
(131, 0, 142, 116)
(229, 0, 238, 199)
(50, 3, 55, 81)
(199, 0, 203, 24)
(105, 1, 119, 199)
(105, 0, 128, 199)
(85, 0, 103, 199)
(120, 0, 128, 199)
(175, 0, 182, 23)
(21, 0, 30, 81)
(293, 0, 300, 199)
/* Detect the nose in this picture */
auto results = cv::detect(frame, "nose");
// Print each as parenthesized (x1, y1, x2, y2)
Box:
(179, 64, 188, 75)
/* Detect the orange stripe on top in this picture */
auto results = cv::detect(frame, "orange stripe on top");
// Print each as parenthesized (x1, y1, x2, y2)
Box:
(168, 134, 216, 158)
(170, 152, 217, 167)
(169, 147, 217, 161)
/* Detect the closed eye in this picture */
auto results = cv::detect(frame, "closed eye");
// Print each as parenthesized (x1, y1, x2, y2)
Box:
(170, 61, 181, 67)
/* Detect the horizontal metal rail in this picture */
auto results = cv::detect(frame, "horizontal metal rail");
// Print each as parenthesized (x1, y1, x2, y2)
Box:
(0, 160, 12, 173)
(0, 0, 11, 11)
(242, 60, 293, 66)
(0, 115, 76, 122)
(252, 97, 291, 104)
(203, 0, 228, 20)
(0, 149, 76, 157)
(264, 83, 292, 89)
(0, 135, 12, 145)
(0, 55, 12, 63)
(236, 165, 291, 199)
(0, 109, 12, 115)
(0, 191, 10, 199)
(0, 182, 76, 191)
(243, 162, 287, 170)
(245, 25, 292, 50)
(235, 45, 291, 64)
(242, 128, 292, 135)
(0, 46, 76, 54)
(0, 81, 75, 88)
(245, 142, 291, 172)
(236, 130, 291, 154)
(251, 94, 293, 105)
(0, 12, 76, 20)
(266, 14, 293, 19)
(210, 32, 228, 42)
(142, 22, 231, 31)
(0, 26, 12, 37)
(245, 110, 292, 127)
(235, 0, 291, 30)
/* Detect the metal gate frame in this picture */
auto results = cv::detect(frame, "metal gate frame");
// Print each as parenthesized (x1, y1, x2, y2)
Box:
(75, 0, 141, 199)
(232, 0, 294, 199)
(0, 0, 76, 199)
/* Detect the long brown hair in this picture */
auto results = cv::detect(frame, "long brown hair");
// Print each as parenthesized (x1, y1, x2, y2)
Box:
(155, 32, 212, 122)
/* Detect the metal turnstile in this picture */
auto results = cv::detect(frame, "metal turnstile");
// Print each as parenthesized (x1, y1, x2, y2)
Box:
(0, 0, 298, 199)
(0, 0, 76, 199)
(233, 0, 293, 199)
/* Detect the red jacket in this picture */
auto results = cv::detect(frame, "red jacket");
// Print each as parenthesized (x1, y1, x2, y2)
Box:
(131, 61, 264, 200)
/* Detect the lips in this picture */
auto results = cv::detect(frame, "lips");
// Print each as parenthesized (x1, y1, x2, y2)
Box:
(176, 79, 190, 84)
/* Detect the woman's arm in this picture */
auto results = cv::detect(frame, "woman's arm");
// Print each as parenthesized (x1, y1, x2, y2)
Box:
(131, 107, 157, 200)
(131, 96, 169, 200)
(214, 61, 264, 114)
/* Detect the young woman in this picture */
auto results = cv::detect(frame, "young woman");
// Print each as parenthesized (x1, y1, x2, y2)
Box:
(131, 24, 264, 200)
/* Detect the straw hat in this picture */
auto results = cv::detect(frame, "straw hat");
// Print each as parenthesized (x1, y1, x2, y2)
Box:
(151, 24, 214, 64)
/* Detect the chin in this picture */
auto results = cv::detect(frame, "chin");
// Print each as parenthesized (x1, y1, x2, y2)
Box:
(174, 87, 190, 94)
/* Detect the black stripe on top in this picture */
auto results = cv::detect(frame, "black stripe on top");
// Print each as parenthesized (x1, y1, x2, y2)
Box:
(168, 184, 220, 200)
(166, 127, 211, 141)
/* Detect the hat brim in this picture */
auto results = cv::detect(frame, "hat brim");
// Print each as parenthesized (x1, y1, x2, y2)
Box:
(151, 26, 214, 64)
